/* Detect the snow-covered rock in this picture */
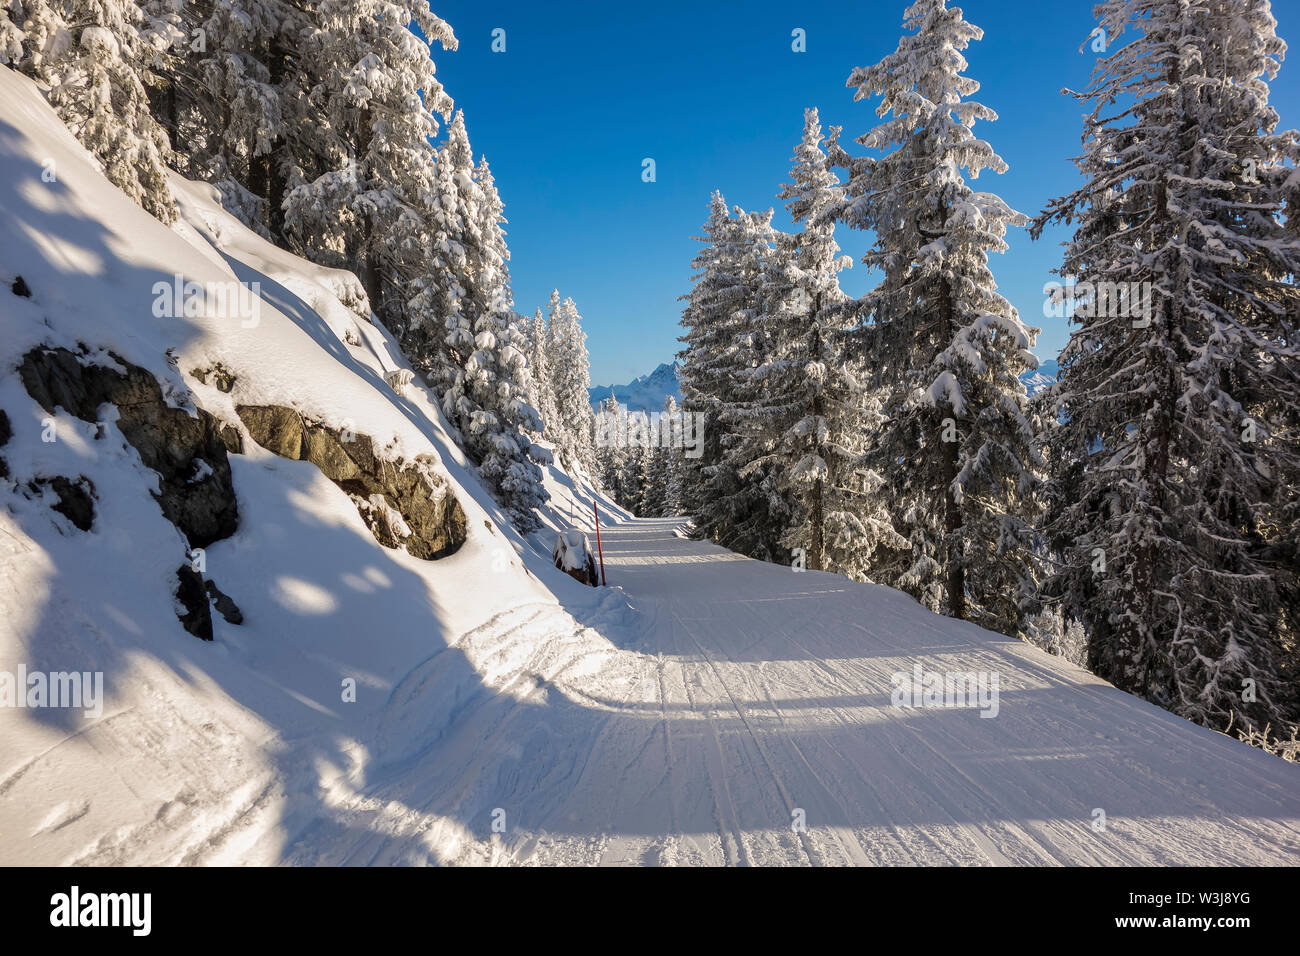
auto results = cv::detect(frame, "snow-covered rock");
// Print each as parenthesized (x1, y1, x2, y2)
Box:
(383, 368, 415, 396)
(552, 529, 599, 586)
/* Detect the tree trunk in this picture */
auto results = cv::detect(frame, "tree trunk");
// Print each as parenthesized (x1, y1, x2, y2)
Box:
(266, 41, 288, 240)
(939, 284, 965, 620)
(355, 109, 383, 318)
(809, 294, 825, 571)
(810, 477, 824, 572)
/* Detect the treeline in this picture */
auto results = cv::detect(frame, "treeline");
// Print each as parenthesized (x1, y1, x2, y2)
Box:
(2, 0, 599, 532)
(676, 0, 1300, 751)
(594, 392, 687, 518)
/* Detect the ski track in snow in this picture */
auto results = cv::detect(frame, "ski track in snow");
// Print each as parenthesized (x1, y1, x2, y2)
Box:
(233, 518, 1300, 867)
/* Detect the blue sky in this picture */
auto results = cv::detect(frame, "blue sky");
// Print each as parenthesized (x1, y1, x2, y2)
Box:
(432, 0, 1300, 387)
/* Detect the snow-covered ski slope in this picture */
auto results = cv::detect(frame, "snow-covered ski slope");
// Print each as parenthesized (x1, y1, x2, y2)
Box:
(1, 69, 1297, 866)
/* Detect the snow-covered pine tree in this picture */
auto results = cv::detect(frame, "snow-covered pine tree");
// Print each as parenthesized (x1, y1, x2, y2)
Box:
(453, 151, 548, 531)
(594, 392, 627, 500)
(659, 394, 685, 516)
(546, 292, 598, 473)
(176, 0, 307, 238)
(678, 193, 739, 528)
(677, 192, 770, 545)
(698, 204, 791, 561)
(284, 0, 456, 323)
(617, 443, 647, 515)
(1031, 0, 1300, 733)
(8, 0, 177, 221)
(137, 0, 186, 128)
(508, 308, 554, 474)
(432, 111, 483, 413)
(399, 109, 475, 407)
(828, 0, 1042, 635)
(640, 443, 669, 518)
(525, 305, 561, 446)
(744, 108, 907, 577)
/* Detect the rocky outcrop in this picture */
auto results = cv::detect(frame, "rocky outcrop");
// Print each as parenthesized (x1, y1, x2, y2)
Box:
(19, 347, 238, 548)
(30, 475, 96, 531)
(204, 579, 244, 625)
(190, 363, 237, 394)
(236, 403, 466, 560)
(175, 565, 213, 641)
(0, 408, 10, 479)
(18, 347, 245, 641)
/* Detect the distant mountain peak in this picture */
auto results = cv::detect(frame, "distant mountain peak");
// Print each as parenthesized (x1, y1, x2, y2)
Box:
(1021, 358, 1058, 397)
(589, 361, 682, 411)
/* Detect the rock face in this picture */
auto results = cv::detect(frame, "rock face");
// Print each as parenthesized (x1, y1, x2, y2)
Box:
(235, 404, 467, 560)
(19, 347, 239, 548)
(18, 347, 245, 641)
(31, 475, 96, 531)
(175, 565, 213, 641)
(0, 408, 10, 479)
(190, 363, 237, 394)
(204, 579, 244, 625)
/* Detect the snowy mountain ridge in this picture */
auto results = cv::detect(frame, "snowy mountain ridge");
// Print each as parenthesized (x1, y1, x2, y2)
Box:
(1022, 358, 1058, 396)
(588, 362, 682, 412)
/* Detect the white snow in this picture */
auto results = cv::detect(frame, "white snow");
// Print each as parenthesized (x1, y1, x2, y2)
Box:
(1, 68, 1297, 867)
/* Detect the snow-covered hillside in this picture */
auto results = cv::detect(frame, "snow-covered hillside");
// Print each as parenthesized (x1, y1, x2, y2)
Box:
(0, 68, 627, 864)
(2, 68, 1298, 867)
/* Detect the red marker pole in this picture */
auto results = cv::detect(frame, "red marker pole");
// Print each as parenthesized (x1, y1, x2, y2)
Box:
(593, 501, 607, 586)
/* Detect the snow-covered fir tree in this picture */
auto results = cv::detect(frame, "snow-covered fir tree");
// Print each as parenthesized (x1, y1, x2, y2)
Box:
(594, 392, 627, 501)
(828, 0, 1042, 635)
(618, 443, 647, 515)
(545, 291, 597, 473)
(179, 0, 307, 238)
(659, 394, 685, 516)
(741, 108, 908, 577)
(679, 194, 792, 559)
(524, 306, 561, 449)
(452, 151, 548, 532)
(1031, 0, 1300, 733)
(399, 109, 475, 403)
(640, 444, 669, 517)
(711, 205, 795, 561)
(283, 0, 456, 323)
(7, 0, 177, 221)
(678, 192, 739, 526)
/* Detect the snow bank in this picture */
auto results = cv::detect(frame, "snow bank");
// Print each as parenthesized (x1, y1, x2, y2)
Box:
(0, 68, 624, 864)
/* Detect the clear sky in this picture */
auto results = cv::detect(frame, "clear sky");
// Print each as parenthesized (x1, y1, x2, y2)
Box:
(431, 0, 1300, 387)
